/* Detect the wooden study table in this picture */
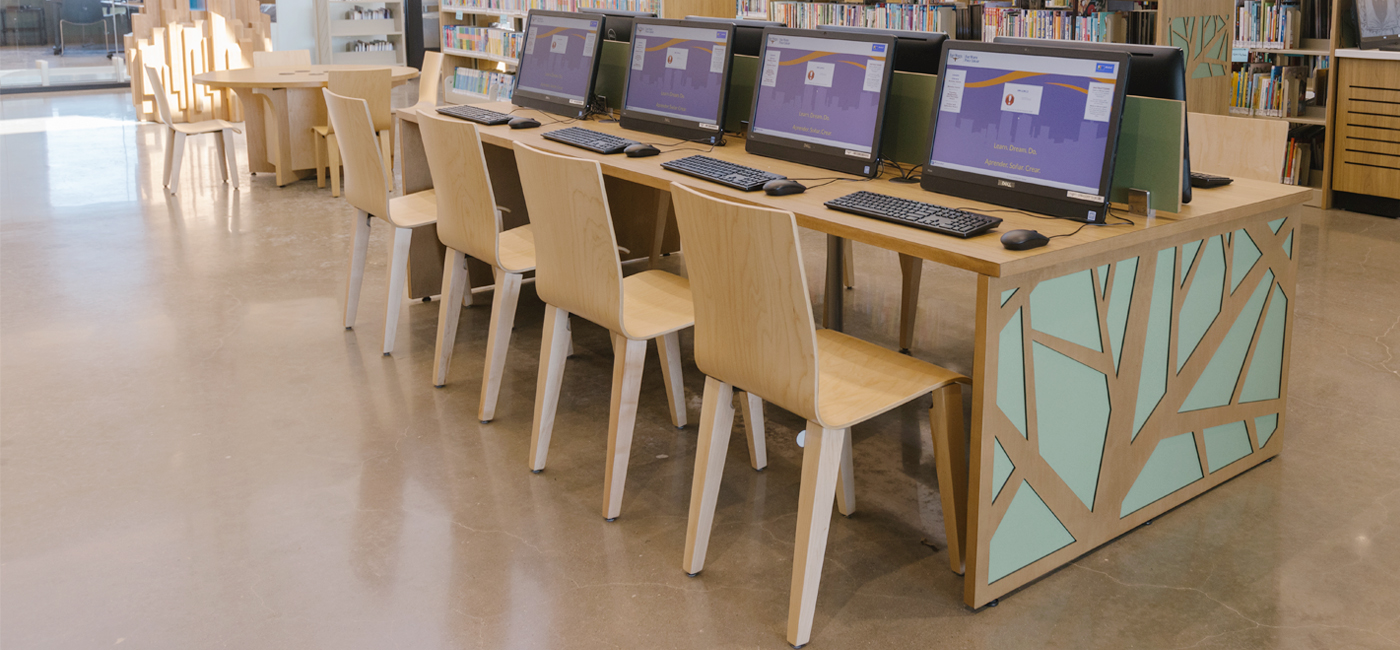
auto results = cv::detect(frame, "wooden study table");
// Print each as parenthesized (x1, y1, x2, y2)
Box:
(194, 65, 419, 187)
(400, 102, 1312, 608)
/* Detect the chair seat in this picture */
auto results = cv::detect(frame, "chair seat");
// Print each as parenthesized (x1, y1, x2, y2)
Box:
(621, 269, 694, 340)
(815, 329, 968, 429)
(498, 224, 536, 273)
(174, 119, 240, 135)
(387, 190, 438, 228)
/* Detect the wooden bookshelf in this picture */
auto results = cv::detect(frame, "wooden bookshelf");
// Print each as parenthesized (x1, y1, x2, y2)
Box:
(316, 0, 407, 66)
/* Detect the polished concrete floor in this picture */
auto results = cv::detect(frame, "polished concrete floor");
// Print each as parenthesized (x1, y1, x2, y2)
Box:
(2, 90, 1398, 650)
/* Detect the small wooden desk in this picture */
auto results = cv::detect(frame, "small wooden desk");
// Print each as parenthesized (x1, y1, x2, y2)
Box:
(194, 65, 418, 187)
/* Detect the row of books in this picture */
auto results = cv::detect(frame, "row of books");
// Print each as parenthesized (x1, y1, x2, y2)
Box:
(1281, 125, 1324, 185)
(440, 0, 659, 15)
(1229, 62, 1309, 117)
(442, 26, 524, 59)
(982, 7, 1075, 41)
(1300, 0, 1331, 40)
(452, 67, 515, 100)
(1073, 11, 1127, 42)
(767, 2, 956, 33)
(349, 39, 396, 52)
(1235, 1, 1302, 48)
(345, 7, 393, 19)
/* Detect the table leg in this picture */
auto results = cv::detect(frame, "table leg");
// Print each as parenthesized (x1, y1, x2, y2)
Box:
(235, 89, 275, 175)
(824, 235, 844, 331)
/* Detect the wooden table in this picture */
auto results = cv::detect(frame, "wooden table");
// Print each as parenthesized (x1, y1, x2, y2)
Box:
(194, 65, 418, 187)
(401, 102, 1312, 608)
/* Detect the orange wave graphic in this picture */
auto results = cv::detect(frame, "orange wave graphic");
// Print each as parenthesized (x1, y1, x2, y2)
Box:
(1046, 82, 1088, 94)
(777, 51, 885, 67)
(964, 71, 1043, 88)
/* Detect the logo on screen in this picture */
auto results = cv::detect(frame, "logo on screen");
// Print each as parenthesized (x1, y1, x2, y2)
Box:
(1004, 94, 1014, 106)
(589, 21, 598, 27)
(872, 44, 886, 52)
(998, 180, 1015, 188)
(668, 54, 674, 64)
(1095, 62, 1116, 74)
(717, 31, 727, 39)
(808, 70, 815, 81)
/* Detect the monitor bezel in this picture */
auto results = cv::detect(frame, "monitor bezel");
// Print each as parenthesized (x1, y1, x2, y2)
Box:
(745, 27, 898, 178)
(824, 25, 948, 75)
(920, 41, 1133, 223)
(619, 18, 736, 143)
(511, 10, 607, 118)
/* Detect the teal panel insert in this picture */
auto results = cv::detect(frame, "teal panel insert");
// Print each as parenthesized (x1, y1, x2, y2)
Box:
(992, 438, 1015, 502)
(1178, 235, 1225, 372)
(998, 309, 1028, 438)
(1121, 432, 1204, 517)
(1241, 284, 1288, 403)
(1284, 230, 1294, 259)
(1268, 217, 1286, 234)
(1030, 269, 1102, 352)
(1033, 342, 1111, 510)
(1001, 288, 1018, 307)
(1097, 264, 1110, 297)
(1181, 239, 1202, 285)
(989, 481, 1075, 583)
(1181, 270, 1274, 412)
(1231, 229, 1261, 293)
(1204, 420, 1252, 472)
(1108, 257, 1139, 373)
(1135, 248, 1176, 439)
(1256, 413, 1279, 447)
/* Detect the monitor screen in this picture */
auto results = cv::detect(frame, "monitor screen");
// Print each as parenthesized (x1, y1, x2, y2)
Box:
(513, 11, 604, 115)
(621, 19, 734, 141)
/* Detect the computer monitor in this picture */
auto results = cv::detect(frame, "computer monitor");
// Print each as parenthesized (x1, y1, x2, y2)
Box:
(825, 25, 947, 74)
(512, 10, 606, 118)
(685, 16, 782, 56)
(587, 8, 657, 42)
(995, 37, 1193, 203)
(1355, 0, 1400, 50)
(747, 28, 898, 177)
(922, 41, 1132, 223)
(620, 19, 736, 142)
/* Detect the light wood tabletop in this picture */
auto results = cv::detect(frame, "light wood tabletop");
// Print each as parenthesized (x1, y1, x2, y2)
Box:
(194, 65, 419, 90)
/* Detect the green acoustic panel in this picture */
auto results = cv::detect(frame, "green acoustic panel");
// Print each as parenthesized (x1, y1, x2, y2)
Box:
(1269, 217, 1286, 234)
(1111, 96, 1184, 213)
(1284, 231, 1294, 259)
(1256, 413, 1279, 447)
(1180, 270, 1274, 412)
(1097, 264, 1110, 297)
(1121, 431, 1204, 517)
(882, 71, 938, 166)
(1135, 248, 1176, 438)
(1178, 235, 1225, 372)
(723, 55, 758, 134)
(1108, 257, 1139, 373)
(998, 309, 1028, 438)
(989, 481, 1075, 583)
(992, 437, 1015, 502)
(1231, 229, 1261, 294)
(1030, 269, 1102, 352)
(596, 40, 629, 114)
(1032, 342, 1110, 510)
(1001, 288, 1018, 307)
(1204, 420, 1252, 473)
(1181, 239, 1202, 285)
(1241, 283, 1288, 402)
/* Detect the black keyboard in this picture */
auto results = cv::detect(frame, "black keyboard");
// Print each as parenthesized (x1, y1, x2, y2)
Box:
(435, 104, 513, 126)
(541, 127, 639, 155)
(1189, 171, 1234, 188)
(825, 191, 1003, 238)
(661, 155, 785, 192)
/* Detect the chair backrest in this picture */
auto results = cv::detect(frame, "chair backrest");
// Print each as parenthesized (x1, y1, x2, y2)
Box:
(417, 113, 500, 264)
(513, 142, 625, 334)
(252, 50, 311, 67)
(416, 51, 444, 108)
(1187, 111, 1290, 183)
(328, 68, 392, 133)
(322, 88, 391, 219)
(142, 63, 174, 127)
(670, 182, 820, 422)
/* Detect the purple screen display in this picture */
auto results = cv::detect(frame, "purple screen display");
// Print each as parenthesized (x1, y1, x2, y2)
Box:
(624, 25, 729, 125)
(751, 34, 889, 155)
(515, 15, 600, 103)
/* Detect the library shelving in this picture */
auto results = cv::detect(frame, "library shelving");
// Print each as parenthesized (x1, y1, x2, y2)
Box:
(316, 0, 407, 66)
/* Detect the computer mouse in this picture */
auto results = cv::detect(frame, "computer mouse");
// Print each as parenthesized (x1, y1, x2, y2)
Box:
(763, 179, 806, 196)
(624, 144, 660, 158)
(508, 117, 540, 129)
(1000, 229, 1050, 251)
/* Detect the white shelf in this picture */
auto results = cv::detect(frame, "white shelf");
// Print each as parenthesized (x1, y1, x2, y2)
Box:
(441, 5, 527, 18)
(332, 49, 403, 65)
(332, 19, 402, 36)
(444, 86, 492, 104)
(1335, 47, 1400, 61)
(441, 47, 517, 65)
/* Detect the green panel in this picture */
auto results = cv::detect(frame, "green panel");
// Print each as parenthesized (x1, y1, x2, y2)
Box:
(1181, 239, 1202, 285)
(1108, 257, 1138, 372)
(1284, 230, 1294, 259)
(1200, 16, 1215, 58)
(1192, 63, 1214, 79)
(1208, 19, 1230, 61)
(1033, 343, 1111, 509)
(1231, 229, 1261, 293)
(989, 481, 1075, 583)
(1121, 432, 1204, 517)
(1256, 413, 1279, 447)
(1135, 248, 1176, 439)
(1030, 269, 1102, 352)
(992, 438, 1015, 502)
(595, 40, 629, 114)
(881, 71, 939, 166)
(1111, 97, 1184, 213)
(998, 309, 1028, 438)
(1241, 284, 1288, 402)
(1178, 235, 1225, 371)
(723, 55, 758, 134)
(1209, 63, 1226, 76)
(1180, 270, 1274, 412)
(1268, 217, 1286, 234)
(1204, 420, 1252, 472)
(1169, 18, 1188, 50)
(1096, 264, 1110, 297)
(1001, 288, 1018, 307)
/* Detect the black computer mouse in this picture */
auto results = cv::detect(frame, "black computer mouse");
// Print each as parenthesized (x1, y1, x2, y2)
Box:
(624, 144, 660, 158)
(1000, 229, 1050, 251)
(508, 117, 540, 129)
(763, 179, 806, 196)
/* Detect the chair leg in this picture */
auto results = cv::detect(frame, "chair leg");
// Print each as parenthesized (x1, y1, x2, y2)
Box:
(478, 267, 523, 422)
(898, 253, 923, 353)
(836, 428, 855, 516)
(161, 129, 175, 187)
(930, 382, 968, 575)
(315, 132, 326, 189)
(529, 305, 571, 472)
(682, 376, 735, 575)
(842, 238, 855, 289)
(602, 334, 648, 521)
(221, 129, 239, 190)
(167, 131, 186, 195)
(213, 130, 229, 182)
(432, 249, 469, 387)
(739, 391, 766, 470)
(328, 133, 341, 198)
(344, 210, 372, 329)
(787, 422, 848, 649)
(656, 331, 686, 428)
(379, 129, 393, 189)
(382, 226, 413, 355)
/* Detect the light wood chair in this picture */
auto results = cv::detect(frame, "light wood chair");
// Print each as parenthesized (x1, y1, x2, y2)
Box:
(315, 68, 394, 198)
(413, 51, 444, 110)
(669, 182, 971, 649)
(417, 113, 535, 421)
(143, 64, 241, 195)
(513, 142, 692, 521)
(251, 49, 311, 68)
(323, 88, 438, 355)
(1187, 112, 1290, 183)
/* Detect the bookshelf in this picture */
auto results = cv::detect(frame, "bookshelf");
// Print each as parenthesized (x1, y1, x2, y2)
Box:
(316, 0, 407, 66)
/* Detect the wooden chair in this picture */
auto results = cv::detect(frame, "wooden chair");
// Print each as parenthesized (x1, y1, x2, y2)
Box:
(323, 88, 438, 355)
(1187, 112, 1290, 182)
(143, 64, 241, 195)
(251, 50, 311, 67)
(413, 50, 444, 110)
(669, 182, 970, 648)
(417, 113, 535, 421)
(315, 68, 393, 198)
(513, 142, 692, 521)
